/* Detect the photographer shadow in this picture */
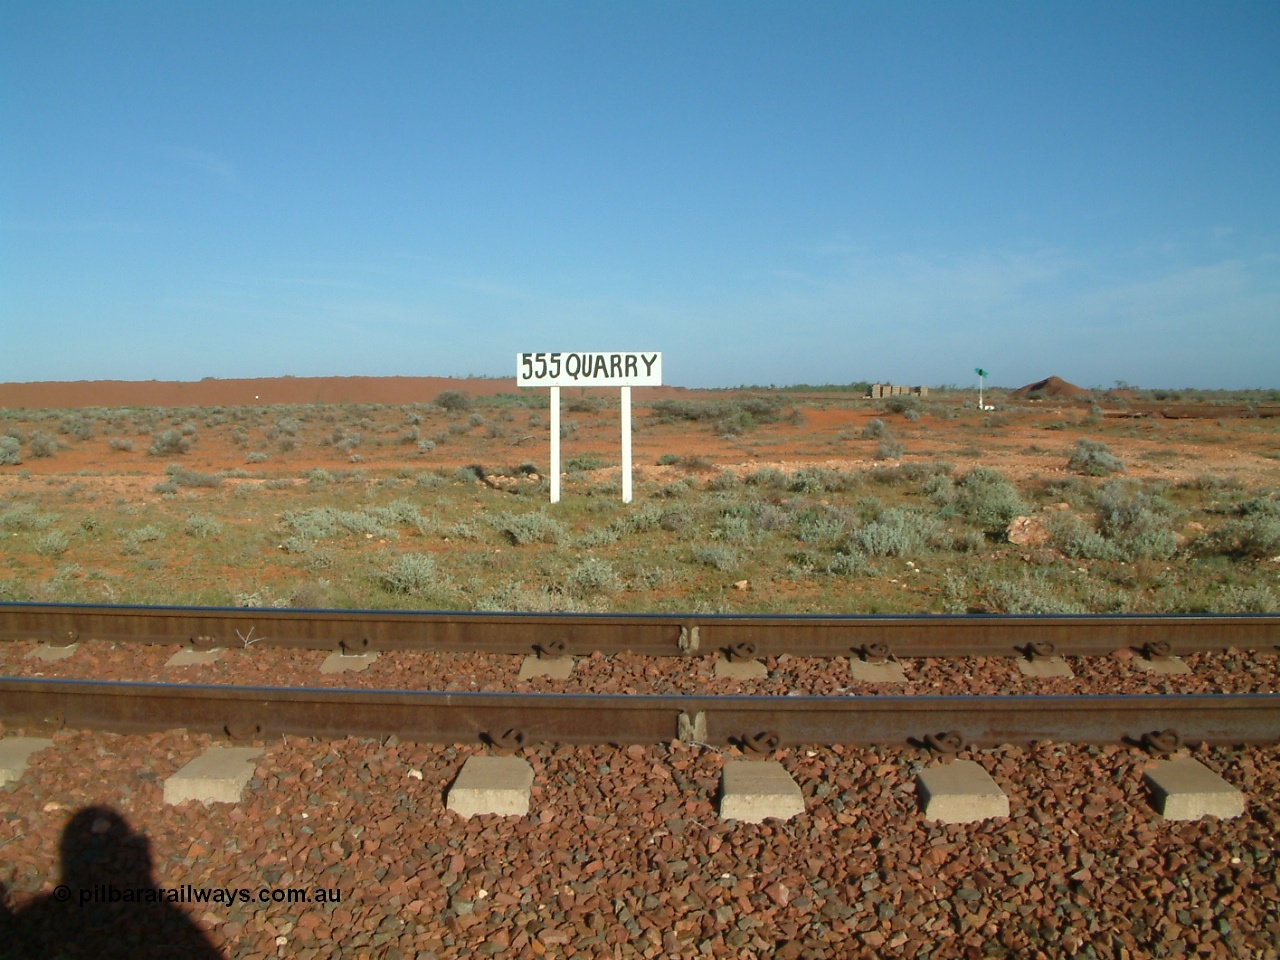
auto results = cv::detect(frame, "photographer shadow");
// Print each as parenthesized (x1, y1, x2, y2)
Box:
(0, 805, 224, 960)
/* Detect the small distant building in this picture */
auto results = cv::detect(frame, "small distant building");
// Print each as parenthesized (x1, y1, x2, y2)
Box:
(869, 384, 928, 399)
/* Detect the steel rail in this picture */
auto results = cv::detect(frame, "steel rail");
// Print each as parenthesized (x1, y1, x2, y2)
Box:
(1, 602, 1277, 660)
(2, 678, 1278, 748)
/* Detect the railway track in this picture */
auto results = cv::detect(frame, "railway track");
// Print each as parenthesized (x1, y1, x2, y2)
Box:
(3, 602, 1278, 660)
(2, 603, 1278, 749)
(2, 678, 1279, 750)
(4, 605, 1279, 958)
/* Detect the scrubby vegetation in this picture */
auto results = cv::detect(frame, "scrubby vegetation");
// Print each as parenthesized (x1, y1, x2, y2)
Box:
(0, 389, 1276, 614)
(1068, 439, 1125, 476)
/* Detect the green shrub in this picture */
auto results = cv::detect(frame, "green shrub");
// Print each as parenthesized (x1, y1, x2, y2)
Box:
(657, 453, 680, 466)
(1068, 439, 1124, 476)
(978, 570, 1085, 614)
(609, 503, 662, 535)
(656, 479, 694, 498)
(148, 429, 191, 456)
(629, 566, 677, 589)
(1236, 494, 1280, 518)
(659, 508, 693, 532)
(923, 473, 955, 507)
(706, 471, 741, 492)
(280, 536, 312, 554)
(744, 467, 788, 489)
(28, 431, 62, 459)
(1094, 482, 1179, 560)
(712, 512, 760, 545)
(121, 525, 166, 553)
(435, 390, 473, 412)
(184, 514, 224, 538)
(869, 462, 952, 485)
(875, 439, 905, 460)
(1044, 511, 1121, 561)
(649, 395, 788, 436)
(379, 553, 449, 595)
(846, 508, 943, 557)
(169, 467, 222, 488)
(3, 512, 66, 535)
(34, 531, 70, 556)
(493, 510, 565, 545)
(566, 558, 621, 597)
(565, 454, 605, 472)
(1204, 514, 1280, 559)
(1214, 584, 1279, 613)
(823, 550, 869, 576)
(565, 396, 607, 413)
(884, 396, 921, 415)
(0, 437, 20, 466)
(108, 438, 134, 452)
(692, 544, 740, 571)
(955, 467, 1026, 532)
(789, 467, 858, 493)
(281, 506, 398, 540)
(59, 415, 96, 441)
(861, 419, 891, 440)
(576, 527, 621, 548)
(1177, 473, 1244, 492)
(795, 508, 850, 544)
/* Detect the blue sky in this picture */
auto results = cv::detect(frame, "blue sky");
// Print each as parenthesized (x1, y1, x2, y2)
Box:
(3, 2, 1278, 389)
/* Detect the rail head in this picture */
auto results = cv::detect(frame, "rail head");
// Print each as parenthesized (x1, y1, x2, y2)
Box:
(3, 677, 1278, 749)
(1, 602, 1277, 659)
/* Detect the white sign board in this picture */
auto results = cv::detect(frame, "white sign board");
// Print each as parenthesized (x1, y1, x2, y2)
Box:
(517, 352, 661, 387)
(517, 351, 662, 504)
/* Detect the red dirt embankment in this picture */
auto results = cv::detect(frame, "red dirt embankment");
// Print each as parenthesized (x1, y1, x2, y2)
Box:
(1010, 376, 1091, 399)
(0, 376, 692, 411)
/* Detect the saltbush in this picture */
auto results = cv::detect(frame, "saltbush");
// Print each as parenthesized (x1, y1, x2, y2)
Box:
(184, 514, 224, 538)
(28, 431, 61, 459)
(435, 390, 472, 412)
(1068, 439, 1124, 476)
(875, 439, 905, 460)
(1205, 514, 1280, 559)
(846, 508, 943, 557)
(955, 468, 1026, 533)
(493, 511, 565, 546)
(861, 419, 891, 440)
(566, 558, 621, 597)
(148, 429, 191, 457)
(34, 531, 70, 556)
(379, 553, 447, 595)
(1044, 511, 1121, 561)
(692, 544, 740, 571)
(1094, 482, 1179, 560)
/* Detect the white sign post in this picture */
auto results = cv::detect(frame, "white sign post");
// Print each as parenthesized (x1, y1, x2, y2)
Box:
(517, 352, 662, 504)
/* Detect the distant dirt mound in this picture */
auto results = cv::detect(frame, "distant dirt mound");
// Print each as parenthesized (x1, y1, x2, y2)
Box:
(1011, 376, 1091, 399)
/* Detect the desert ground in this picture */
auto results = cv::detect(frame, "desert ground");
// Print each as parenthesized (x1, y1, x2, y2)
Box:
(1, 376, 1277, 616)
